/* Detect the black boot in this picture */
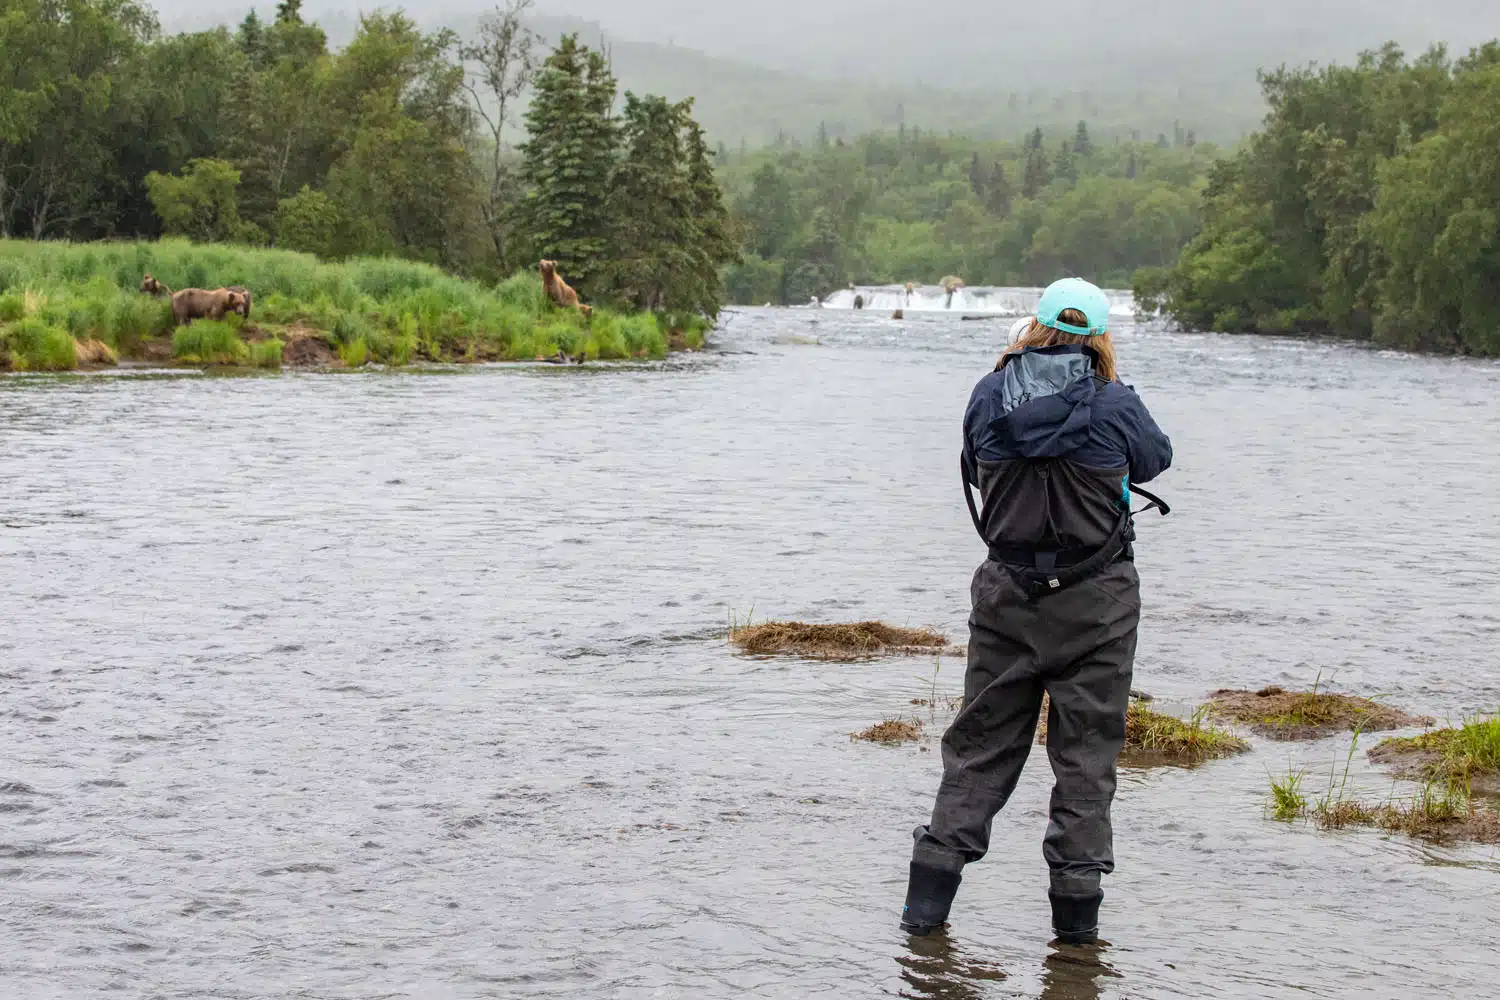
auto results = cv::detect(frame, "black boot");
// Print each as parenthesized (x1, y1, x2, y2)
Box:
(1048, 889, 1103, 945)
(900, 862, 962, 936)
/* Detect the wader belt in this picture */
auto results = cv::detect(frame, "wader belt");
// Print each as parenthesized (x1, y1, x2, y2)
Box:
(962, 454, 1170, 598)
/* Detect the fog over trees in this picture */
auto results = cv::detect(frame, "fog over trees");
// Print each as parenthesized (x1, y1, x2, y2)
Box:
(157, 0, 1499, 90)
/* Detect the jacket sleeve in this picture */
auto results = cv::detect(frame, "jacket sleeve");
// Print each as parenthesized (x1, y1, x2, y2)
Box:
(961, 378, 990, 486)
(1116, 389, 1173, 485)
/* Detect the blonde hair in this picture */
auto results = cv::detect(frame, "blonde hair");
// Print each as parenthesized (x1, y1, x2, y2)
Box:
(999, 308, 1118, 382)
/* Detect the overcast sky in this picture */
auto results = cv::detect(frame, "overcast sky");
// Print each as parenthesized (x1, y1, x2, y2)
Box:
(158, 1, 1500, 90)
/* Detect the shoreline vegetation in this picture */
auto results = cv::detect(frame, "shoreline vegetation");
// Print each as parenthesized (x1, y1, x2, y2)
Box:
(0, 240, 706, 372)
(1137, 41, 1500, 357)
(1, 3, 736, 371)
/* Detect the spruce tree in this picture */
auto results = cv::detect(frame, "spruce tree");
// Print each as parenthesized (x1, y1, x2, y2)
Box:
(600, 94, 694, 311)
(1022, 146, 1050, 198)
(516, 34, 617, 293)
(681, 110, 738, 316)
(237, 11, 267, 66)
(1073, 120, 1093, 156)
(986, 161, 1012, 216)
(1054, 139, 1077, 185)
(969, 152, 985, 198)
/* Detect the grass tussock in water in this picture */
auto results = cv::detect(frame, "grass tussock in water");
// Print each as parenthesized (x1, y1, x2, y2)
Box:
(0, 239, 702, 371)
(729, 620, 949, 660)
(1368, 713, 1500, 793)
(1036, 698, 1249, 762)
(1209, 683, 1431, 740)
(1268, 770, 1310, 820)
(1271, 772, 1500, 844)
(1314, 787, 1500, 844)
(851, 717, 924, 743)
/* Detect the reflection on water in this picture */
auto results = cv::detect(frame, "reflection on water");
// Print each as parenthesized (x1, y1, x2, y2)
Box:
(898, 934, 1010, 1000)
(1040, 945, 1123, 1000)
(3, 310, 1499, 997)
(896, 935, 1119, 1000)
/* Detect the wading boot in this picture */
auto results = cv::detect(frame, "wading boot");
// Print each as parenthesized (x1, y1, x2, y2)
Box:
(1048, 889, 1103, 945)
(900, 862, 962, 936)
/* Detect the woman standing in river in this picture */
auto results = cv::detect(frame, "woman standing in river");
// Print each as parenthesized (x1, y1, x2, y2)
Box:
(901, 278, 1173, 944)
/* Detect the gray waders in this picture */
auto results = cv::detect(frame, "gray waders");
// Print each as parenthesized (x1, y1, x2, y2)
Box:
(903, 557, 1139, 940)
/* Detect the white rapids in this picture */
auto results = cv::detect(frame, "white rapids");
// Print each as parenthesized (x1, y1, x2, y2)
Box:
(820, 284, 1136, 317)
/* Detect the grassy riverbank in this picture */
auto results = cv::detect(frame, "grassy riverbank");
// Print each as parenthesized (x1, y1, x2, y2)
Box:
(0, 240, 708, 372)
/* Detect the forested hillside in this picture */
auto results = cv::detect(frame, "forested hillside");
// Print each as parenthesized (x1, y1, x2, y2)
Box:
(1138, 43, 1500, 355)
(718, 128, 1219, 303)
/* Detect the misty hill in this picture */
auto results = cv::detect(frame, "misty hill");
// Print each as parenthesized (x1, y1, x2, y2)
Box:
(156, 1, 1500, 146)
(504, 12, 1264, 145)
(527, 0, 1499, 92)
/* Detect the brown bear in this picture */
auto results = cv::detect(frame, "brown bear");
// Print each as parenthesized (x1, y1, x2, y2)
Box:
(227, 285, 252, 319)
(579, 303, 593, 320)
(539, 259, 581, 310)
(171, 287, 248, 327)
(140, 274, 172, 298)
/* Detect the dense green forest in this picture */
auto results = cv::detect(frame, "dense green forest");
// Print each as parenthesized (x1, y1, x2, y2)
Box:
(0, 0, 734, 314)
(717, 128, 1220, 303)
(1138, 42, 1500, 356)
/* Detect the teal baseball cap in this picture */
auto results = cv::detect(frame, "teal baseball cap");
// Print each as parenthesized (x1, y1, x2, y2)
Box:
(1036, 277, 1110, 336)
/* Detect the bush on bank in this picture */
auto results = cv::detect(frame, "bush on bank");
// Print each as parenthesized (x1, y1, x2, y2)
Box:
(0, 240, 710, 370)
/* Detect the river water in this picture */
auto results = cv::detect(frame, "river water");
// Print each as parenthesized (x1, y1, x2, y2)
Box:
(3, 308, 1499, 999)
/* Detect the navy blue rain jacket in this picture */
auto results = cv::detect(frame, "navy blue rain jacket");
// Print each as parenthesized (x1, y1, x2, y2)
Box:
(963, 344, 1172, 551)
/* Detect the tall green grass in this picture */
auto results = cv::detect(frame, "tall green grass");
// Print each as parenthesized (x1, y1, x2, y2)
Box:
(1, 317, 77, 371)
(173, 320, 249, 365)
(0, 238, 695, 368)
(247, 338, 284, 369)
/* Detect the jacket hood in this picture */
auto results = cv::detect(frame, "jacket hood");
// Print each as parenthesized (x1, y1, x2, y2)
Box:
(989, 344, 1100, 458)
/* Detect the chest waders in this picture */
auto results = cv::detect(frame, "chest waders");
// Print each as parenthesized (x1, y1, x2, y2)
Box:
(901, 458, 1172, 942)
(961, 453, 1169, 597)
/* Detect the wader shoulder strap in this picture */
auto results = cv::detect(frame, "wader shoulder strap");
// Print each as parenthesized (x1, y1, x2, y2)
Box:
(962, 452, 985, 539)
(1128, 483, 1171, 517)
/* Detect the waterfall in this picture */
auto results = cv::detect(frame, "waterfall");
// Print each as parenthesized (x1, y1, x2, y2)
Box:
(820, 284, 1136, 317)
